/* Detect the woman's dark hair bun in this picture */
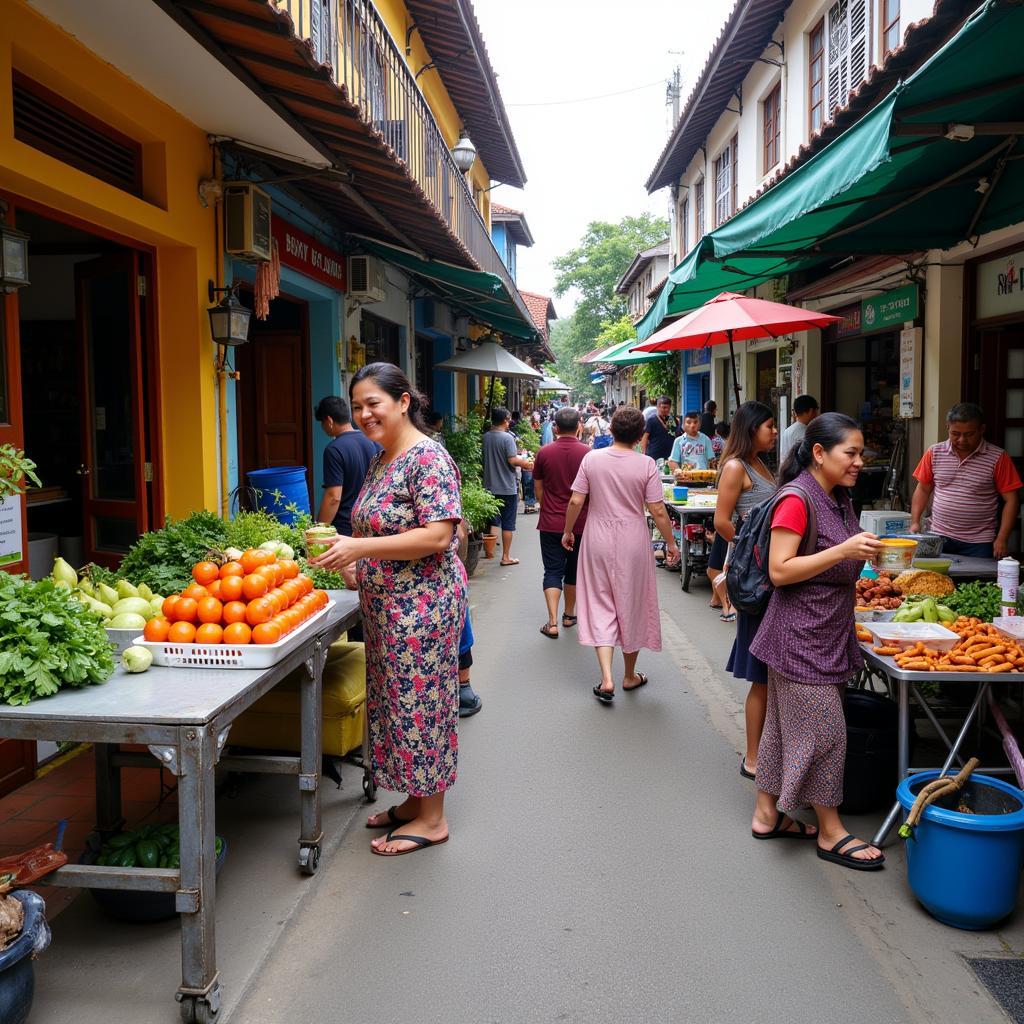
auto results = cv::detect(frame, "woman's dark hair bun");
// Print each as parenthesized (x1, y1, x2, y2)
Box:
(350, 361, 429, 431)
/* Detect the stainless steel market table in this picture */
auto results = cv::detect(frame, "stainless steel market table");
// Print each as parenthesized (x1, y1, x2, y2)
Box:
(0, 590, 360, 1023)
(859, 645, 1016, 848)
(944, 555, 998, 581)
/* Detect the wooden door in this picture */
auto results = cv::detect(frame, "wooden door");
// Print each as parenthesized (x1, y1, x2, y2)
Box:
(75, 252, 148, 567)
(237, 330, 311, 482)
(978, 326, 1024, 481)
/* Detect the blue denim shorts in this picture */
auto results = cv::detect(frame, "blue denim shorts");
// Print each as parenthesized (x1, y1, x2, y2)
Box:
(490, 493, 518, 532)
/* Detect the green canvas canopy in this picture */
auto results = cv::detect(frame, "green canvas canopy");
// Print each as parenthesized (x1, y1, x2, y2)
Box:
(355, 237, 539, 341)
(594, 335, 668, 365)
(638, 0, 1024, 339)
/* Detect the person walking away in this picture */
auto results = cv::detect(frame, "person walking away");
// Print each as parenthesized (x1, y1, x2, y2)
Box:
(748, 413, 885, 869)
(640, 396, 680, 461)
(668, 411, 714, 473)
(714, 402, 778, 771)
(454, 520, 482, 717)
(705, 422, 732, 609)
(483, 406, 534, 565)
(533, 407, 589, 639)
(585, 407, 613, 450)
(424, 409, 445, 443)
(711, 420, 729, 460)
(779, 395, 820, 461)
(562, 407, 680, 703)
(540, 411, 554, 447)
(311, 363, 465, 857)
(699, 400, 718, 439)
(910, 402, 1022, 558)
(314, 396, 381, 537)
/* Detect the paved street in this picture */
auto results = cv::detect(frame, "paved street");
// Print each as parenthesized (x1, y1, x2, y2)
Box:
(230, 529, 1023, 1024)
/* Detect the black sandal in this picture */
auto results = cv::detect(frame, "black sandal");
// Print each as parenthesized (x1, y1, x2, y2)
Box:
(739, 757, 756, 780)
(561, 614, 578, 628)
(365, 805, 412, 830)
(592, 685, 614, 704)
(817, 834, 885, 870)
(752, 810, 817, 841)
(539, 623, 559, 639)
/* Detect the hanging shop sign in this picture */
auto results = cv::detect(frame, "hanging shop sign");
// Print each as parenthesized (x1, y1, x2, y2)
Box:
(688, 346, 711, 369)
(862, 284, 918, 333)
(899, 326, 923, 419)
(832, 303, 862, 339)
(0, 495, 23, 567)
(271, 217, 347, 292)
(976, 249, 1024, 320)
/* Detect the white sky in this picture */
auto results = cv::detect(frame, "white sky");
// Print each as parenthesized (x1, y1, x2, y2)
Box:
(471, 0, 734, 313)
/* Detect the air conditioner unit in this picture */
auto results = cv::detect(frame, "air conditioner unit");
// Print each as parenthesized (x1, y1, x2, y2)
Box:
(224, 182, 272, 261)
(348, 254, 386, 303)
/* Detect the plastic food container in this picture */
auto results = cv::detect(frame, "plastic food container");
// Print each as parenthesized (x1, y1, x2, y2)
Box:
(993, 617, 1024, 642)
(872, 537, 918, 573)
(888, 532, 943, 557)
(672, 486, 688, 502)
(304, 525, 337, 557)
(865, 622, 960, 652)
(854, 607, 879, 623)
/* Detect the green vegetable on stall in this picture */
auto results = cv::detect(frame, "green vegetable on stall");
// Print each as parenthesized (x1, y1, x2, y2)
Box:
(0, 574, 115, 706)
(944, 581, 1004, 622)
(121, 646, 153, 673)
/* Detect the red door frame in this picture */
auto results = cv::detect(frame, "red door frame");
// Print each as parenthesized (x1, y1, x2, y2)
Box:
(0, 190, 166, 541)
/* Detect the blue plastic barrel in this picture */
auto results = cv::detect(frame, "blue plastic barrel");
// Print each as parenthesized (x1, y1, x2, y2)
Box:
(897, 771, 1024, 930)
(246, 466, 310, 525)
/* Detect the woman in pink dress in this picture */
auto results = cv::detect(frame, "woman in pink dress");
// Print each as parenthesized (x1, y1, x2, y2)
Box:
(562, 407, 680, 703)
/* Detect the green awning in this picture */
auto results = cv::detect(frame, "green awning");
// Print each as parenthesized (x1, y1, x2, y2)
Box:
(639, 0, 1024, 339)
(355, 238, 538, 340)
(596, 335, 669, 365)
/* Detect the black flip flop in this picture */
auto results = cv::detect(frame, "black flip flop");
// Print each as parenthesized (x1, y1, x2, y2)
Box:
(817, 834, 885, 870)
(739, 758, 756, 780)
(365, 805, 412, 830)
(561, 614, 578, 628)
(592, 685, 614, 704)
(622, 672, 648, 691)
(372, 829, 449, 857)
(752, 810, 817, 841)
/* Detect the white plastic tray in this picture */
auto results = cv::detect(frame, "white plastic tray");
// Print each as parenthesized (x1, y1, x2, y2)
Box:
(132, 600, 335, 669)
(993, 616, 1024, 641)
(865, 621, 959, 652)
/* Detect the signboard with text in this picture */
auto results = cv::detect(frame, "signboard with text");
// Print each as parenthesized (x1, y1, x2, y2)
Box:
(0, 495, 23, 567)
(899, 327, 922, 418)
(976, 249, 1024, 320)
(862, 284, 918, 333)
(271, 218, 347, 292)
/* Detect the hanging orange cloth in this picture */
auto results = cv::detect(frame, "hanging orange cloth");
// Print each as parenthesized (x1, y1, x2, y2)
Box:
(253, 238, 281, 320)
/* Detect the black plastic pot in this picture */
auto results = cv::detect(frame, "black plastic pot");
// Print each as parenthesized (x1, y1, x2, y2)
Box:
(0, 890, 50, 1024)
(464, 534, 483, 578)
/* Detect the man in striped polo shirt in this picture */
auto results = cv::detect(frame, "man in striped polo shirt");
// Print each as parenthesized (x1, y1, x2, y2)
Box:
(910, 403, 1022, 559)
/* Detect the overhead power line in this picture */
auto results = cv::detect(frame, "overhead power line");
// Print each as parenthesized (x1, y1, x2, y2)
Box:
(506, 79, 666, 108)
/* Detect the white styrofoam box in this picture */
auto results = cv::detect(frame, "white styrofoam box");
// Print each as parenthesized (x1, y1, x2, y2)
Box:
(865, 622, 960, 652)
(859, 510, 912, 535)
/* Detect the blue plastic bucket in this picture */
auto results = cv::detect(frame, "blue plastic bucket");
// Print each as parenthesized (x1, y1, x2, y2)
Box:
(246, 466, 310, 524)
(897, 771, 1024, 930)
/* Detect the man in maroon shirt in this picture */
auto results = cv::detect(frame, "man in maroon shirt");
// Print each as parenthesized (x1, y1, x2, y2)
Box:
(532, 407, 589, 639)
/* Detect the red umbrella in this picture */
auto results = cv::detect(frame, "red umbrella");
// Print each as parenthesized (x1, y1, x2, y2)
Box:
(631, 291, 842, 407)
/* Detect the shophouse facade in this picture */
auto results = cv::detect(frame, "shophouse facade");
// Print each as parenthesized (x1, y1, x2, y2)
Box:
(642, 0, 1012, 509)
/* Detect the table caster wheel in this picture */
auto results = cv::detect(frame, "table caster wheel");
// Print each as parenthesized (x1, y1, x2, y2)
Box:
(298, 843, 321, 875)
(362, 773, 377, 803)
(179, 996, 218, 1023)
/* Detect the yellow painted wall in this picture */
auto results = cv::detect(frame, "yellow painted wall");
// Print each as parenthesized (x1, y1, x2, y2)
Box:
(0, 2, 219, 519)
(371, 0, 493, 216)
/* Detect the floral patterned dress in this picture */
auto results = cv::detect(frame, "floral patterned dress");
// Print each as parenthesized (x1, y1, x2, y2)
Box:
(352, 439, 466, 797)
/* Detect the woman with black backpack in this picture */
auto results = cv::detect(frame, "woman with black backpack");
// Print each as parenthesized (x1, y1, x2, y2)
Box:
(747, 413, 885, 869)
(714, 401, 778, 779)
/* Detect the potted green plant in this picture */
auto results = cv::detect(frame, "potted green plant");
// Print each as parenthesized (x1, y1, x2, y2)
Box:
(442, 413, 500, 576)
(0, 445, 40, 500)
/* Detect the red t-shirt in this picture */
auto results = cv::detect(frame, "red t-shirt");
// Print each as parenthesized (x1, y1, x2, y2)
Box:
(771, 494, 808, 535)
(532, 437, 590, 534)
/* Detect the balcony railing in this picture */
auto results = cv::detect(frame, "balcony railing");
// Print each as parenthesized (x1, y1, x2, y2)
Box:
(275, 0, 530, 325)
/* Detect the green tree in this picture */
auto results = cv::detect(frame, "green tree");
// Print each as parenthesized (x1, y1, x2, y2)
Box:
(550, 213, 669, 394)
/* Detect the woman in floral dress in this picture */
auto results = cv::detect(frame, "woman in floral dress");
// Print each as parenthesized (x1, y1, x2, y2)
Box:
(312, 363, 466, 857)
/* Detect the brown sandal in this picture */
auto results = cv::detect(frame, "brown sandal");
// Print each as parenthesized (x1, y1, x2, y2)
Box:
(539, 623, 559, 639)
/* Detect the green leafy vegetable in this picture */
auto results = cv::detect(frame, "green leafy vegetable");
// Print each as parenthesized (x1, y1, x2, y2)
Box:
(117, 511, 227, 593)
(0, 574, 115, 706)
(944, 581, 1004, 622)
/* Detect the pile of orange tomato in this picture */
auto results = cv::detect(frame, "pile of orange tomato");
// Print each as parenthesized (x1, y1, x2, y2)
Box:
(142, 548, 329, 646)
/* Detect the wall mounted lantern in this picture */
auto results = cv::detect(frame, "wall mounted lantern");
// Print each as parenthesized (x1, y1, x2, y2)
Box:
(207, 281, 251, 347)
(0, 223, 30, 293)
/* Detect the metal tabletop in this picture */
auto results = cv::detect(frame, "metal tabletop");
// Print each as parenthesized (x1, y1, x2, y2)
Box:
(944, 555, 998, 580)
(0, 589, 361, 1023)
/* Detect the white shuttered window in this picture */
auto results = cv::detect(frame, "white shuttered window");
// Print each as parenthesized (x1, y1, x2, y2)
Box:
(826, 0, 868, 117)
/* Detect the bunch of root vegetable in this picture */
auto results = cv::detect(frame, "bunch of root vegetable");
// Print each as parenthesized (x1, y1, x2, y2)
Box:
(899, 758, 979, 840)
(873, 617, 1024, 673)
(0, 881, 23, 950)
(855, 573, 904, 610)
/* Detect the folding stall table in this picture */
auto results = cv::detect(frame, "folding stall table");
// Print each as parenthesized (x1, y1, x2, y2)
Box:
(859, 646, 1017, 848)
(663, 501, 717, 592)
(0, 591, 360, 1023)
